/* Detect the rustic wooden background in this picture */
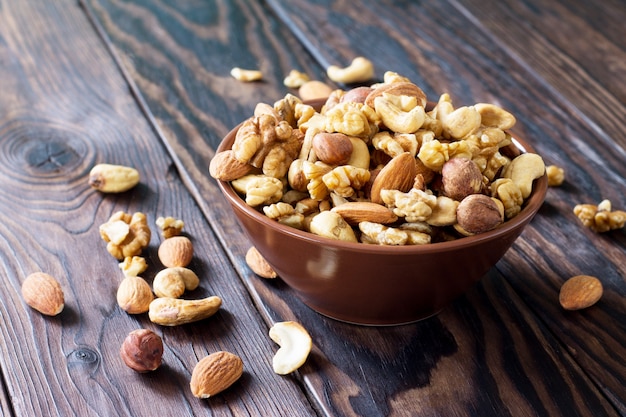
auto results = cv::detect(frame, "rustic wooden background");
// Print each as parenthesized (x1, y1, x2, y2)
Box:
(0, 0, 623, 415)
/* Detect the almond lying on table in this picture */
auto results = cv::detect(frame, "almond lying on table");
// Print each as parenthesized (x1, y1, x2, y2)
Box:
(245, 247, 277, 279)
(21, 272, 65, 316)
(559, 275, 603, 310)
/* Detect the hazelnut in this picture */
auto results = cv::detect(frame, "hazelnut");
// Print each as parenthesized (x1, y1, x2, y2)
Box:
(339, 86, 373, 104)
(456, 194, 503, 235)
(120, 329, 163, 373)
(158, 236, 194, 268)
(312, 132, 353, 166)
(117, 276, 154, 314)
(441, 158, 483, 201)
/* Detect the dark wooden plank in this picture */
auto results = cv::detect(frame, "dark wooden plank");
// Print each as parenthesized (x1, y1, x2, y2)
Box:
(0, 0, 317, 415)
(81, 0, 625, 416)
(453, 0, 626, 150)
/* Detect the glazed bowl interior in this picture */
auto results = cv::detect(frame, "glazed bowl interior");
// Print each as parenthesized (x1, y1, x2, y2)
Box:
(214, 101, 548, 325)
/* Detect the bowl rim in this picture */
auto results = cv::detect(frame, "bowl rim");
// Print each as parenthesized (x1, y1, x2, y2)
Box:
(215, 102, 547, 255)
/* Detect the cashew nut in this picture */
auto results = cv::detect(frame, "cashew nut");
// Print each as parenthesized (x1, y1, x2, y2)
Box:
(502, 153, 546, 198)
(326, 57, 375, 84)
(269, 321, 312, 375)
(230, 67, 263, 82)
(309, 210, 358, 242)
(374, 93, 425, 134)
(148, 296, 221, 326)
(152, 267, 200, 298)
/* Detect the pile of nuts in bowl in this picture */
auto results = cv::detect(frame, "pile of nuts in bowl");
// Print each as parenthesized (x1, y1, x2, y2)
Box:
(210, 71, 546, 245)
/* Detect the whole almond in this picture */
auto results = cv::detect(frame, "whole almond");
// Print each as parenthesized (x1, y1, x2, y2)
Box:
(369, 152, 418, 204)
(331, 202, 398, 225)
(158, 236, 194, 268)
(245, 247, 277, 279)
(190, 351, 243, 398)
(21, 272, 65, 316)
(209, 150, 254, 182)
(559, 275, 603, 310)
(312, 132, 353, 166)
(117, 276, 154, 314)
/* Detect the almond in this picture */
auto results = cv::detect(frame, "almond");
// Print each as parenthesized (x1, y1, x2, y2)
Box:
(331, 201, 398, 225)
(158, 236, 194, 268)
(245, 247, 277, 279)
(190, 351, 243, 399)
(209, 150, 254, 182)
(559, 275, 603, 310)
(312, 132, 353, 166)
(22, 272, 65, 316)
(369, 152, 418, 204)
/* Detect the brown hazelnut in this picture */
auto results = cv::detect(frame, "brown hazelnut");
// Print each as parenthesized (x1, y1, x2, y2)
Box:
(312, 132, 354, 166)
(441, 158, 484, 201)
(120, 329, 164, 373)
(339, 86, 373, 104)
(456, 194, 503, 235)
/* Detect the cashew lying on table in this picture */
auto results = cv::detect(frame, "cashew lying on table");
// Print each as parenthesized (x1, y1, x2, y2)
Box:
(230, 67, 263, 82)
(269, 321, 312, 375)
(152, 267, 200, 299)
(327, 57, 375, 84)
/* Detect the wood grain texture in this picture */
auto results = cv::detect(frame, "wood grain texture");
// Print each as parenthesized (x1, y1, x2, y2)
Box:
(0, 0, 316, 416)
(80, 0, 625, 416)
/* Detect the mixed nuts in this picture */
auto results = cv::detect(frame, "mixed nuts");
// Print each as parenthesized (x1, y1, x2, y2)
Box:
(210, 72, 547, 245)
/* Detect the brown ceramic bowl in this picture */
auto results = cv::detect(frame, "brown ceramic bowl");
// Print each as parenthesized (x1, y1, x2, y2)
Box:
(215, 102, 547, 325)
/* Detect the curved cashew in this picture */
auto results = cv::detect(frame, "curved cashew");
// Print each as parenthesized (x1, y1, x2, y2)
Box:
(230, 67, 263, 82)
(326, 57, 375, 84)
(502, 153, 545, 198)
(269, 321, 312, 375)
(309, 210, 358, 242)
(374, 93, 425, 134)
(152, 267, 200, 298)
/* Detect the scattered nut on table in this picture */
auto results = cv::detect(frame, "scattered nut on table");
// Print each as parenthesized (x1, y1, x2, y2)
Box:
(546, 165, 565, 186)
(559, 275, 603, 310)
(88, 163, 140, 193)
(152, 267, 199, 298)
(99, 211, 151, 260)
(230, 67, 262, 82)
(120, 329, 164, 373)
(117, 275, 154, 314)
(326, 56, 375, 84)
(158, 236, 194, 268)
(21, 272, 65, 316)
(190, 351, 243, 398)
(148, 296, 222, 326)
(573, 199, 626, 233)
(269, 321, 312, 375)
(245, 247, 277, 279)
(283, 69, 310, 88)
(118, 256, 148, 277)
(155, 216, 185, 238)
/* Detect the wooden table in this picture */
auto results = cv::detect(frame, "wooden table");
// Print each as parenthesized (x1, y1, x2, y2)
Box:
(1, 0, 624, 415)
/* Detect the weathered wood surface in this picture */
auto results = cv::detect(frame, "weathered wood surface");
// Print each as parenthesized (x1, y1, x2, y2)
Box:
(0, 0, 624, 416)
(80, 1, 626, 415)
